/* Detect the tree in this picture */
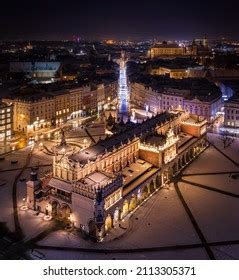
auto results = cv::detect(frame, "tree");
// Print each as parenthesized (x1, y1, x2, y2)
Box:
(220, 131, 234, 148)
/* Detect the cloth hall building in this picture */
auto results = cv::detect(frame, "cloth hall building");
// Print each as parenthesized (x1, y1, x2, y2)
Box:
(27, 111, 208, 239)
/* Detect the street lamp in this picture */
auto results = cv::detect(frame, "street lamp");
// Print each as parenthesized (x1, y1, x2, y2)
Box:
(20, 197, 28, 211)
(69, 213, 75, 228)
(83, 138, 87, 148)
(39, 142, 43, 150)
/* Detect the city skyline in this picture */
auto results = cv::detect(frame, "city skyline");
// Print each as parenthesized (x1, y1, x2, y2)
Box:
(0, 0, 239, 40)
(1, 2, 239, 262)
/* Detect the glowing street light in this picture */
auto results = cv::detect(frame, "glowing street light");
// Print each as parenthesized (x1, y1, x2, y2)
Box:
(83, 138, 88, 148)
(20, 197, 28, 211)
(39, 142, 43, 150)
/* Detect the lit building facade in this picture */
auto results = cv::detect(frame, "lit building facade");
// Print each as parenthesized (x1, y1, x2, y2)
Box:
(150, 67, 188, 79)
(27, 111, 208, 240)
(224, 95, 239, 128)
(4, 82, 118, 134)
(150, 66, 206, 79)
(0, 102, 13, 142)
(104, 80, 118, 102)
(131, 82, 222, 122)
(161, 88, 188, 112)
(10, 61, 61, 79)
(148, 44, 198, 59)
(183, 96, 222, 122)
(148, 45, 186, 58)
(3, 96, 55, 133)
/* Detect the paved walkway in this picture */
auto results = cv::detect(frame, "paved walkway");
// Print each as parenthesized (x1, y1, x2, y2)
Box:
(84, 128, 97, 144)
(207, 140, 239, 167)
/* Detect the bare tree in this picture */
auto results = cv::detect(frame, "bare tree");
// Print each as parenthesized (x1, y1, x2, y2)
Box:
(220, 131, 234, 148)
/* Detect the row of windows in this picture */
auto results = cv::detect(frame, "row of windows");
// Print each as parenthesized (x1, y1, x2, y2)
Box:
(162, 101, 182, 105)
(0, 130, 11, 141)
(0, 118, 12, 125)
(32, 109, 53, 115)
(184, 105, 209, 110)
(226, 109, 239, 114)
(32, 115, 53, 121)
(0, 124, 12, 130)
(105, 189, 121, 210)
(227, 121, 239, 127)
(0, 113, 11, 119)
(56, 108, 70, 116)
(56, 98, 70, 103)
(226, 115, 239, 120)
(162, 96, 182, 101)
(0, 109, 11, 114)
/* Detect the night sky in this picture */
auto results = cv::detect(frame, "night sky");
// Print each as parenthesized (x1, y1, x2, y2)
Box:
(1, 0, 239, 40)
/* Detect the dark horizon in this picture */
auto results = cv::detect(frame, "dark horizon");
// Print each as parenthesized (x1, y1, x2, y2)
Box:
(0, 0, 239, 41)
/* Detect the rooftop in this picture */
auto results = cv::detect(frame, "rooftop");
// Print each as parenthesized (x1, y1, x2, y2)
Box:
(149, 58, 199, 70)
(151, 44, 182, 49)
(144, 134, 166, 147)
(225, 94, 239, 104)
(7, 90, 54, 102)
(220, 80, 239, 92)
(69, 112, 177, 164)
(5, 84, 91, 102)
(48, 177, 72, 193)
(132, 75, 221, 102)
(122, 160, 153, 193)
(77, 171, 111, 189)
(0, 101, 12, 109)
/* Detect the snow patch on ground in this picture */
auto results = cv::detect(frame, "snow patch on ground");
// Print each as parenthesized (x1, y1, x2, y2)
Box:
(178, 182, 239, 243)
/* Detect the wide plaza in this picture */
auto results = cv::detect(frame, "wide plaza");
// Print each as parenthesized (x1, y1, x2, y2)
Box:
(1, 131, 239, 260)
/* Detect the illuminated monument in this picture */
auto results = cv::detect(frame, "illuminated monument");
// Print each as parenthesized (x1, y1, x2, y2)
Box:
(27, 111, 208, 240)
